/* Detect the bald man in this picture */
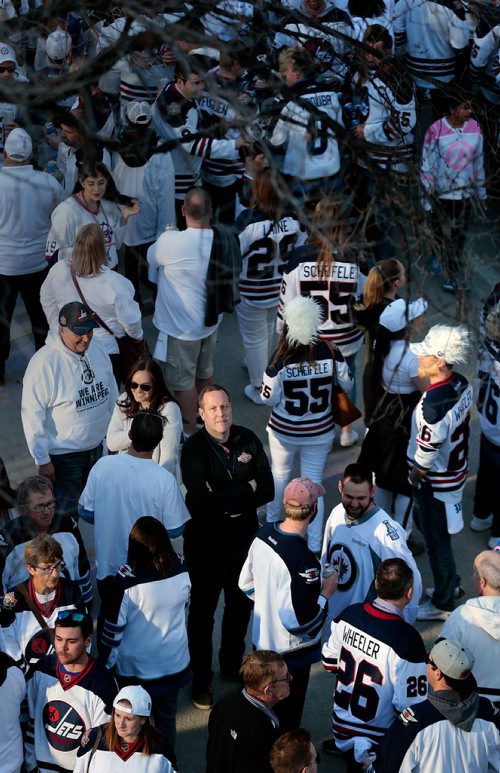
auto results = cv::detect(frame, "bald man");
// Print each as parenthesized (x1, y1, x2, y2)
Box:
(440, 549, 500, 704)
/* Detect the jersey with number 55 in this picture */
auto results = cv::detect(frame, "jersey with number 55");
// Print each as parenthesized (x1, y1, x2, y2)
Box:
(322, 601, 427, 755)
(407, 372, 473, 503)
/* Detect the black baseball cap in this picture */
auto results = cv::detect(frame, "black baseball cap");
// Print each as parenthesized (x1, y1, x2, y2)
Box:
(58, 302, 98, 334)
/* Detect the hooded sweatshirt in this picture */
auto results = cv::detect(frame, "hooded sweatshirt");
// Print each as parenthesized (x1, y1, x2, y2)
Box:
(441, 596, 500, 701)
(21, 331, 118, 465)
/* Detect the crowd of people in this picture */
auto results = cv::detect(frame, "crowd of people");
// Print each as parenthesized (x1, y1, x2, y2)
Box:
(0, 0, 500, 771)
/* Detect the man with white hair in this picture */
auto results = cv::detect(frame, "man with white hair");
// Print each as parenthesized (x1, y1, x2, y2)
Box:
(440, 549, 500, 705)
(407, 324, 473, 620)
(0, 128, 63, 385)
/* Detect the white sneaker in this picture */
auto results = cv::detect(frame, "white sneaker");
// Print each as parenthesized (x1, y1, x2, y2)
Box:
(488, 536, 500, 549)
(425, 585, 464, 600)
(417, 600, 451, 621)
(244, 384, 265, 405)
(470, 515, 493, 532)
(340, 429, 359, 447)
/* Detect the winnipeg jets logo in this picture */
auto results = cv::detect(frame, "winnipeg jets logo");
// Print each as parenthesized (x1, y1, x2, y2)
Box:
(327, 544, 357, 591)
(400, 707, 417, 725)
(298, 567, 320, 584)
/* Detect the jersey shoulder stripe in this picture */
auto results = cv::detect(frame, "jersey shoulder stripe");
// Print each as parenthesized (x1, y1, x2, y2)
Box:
(421, 373, 470, 424)
(340, 603, 427, 663)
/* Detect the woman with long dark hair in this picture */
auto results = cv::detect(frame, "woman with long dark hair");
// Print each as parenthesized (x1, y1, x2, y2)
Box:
(278, 195, 364, 447)
(358, 298, 427, 535)
(262, 296, 353, 552)
(46, 160, 140, 268)
(107, 359, 182, 475)
(74, 685, 177, 772)
(97, 517, 191, 751)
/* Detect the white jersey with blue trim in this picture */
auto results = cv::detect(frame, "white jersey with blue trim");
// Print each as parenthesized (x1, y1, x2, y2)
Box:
(322, 601, 427, 756)
(321, 504, 421, 624)
(394, 0, 469, 88)
(407, 372, 473, 503)
(234, 209, 306, 308)
(477, 344, 500, 447)
(239, 522, 328, 667)
(278, 245, 365, 356)
(262, 340, 353, 441)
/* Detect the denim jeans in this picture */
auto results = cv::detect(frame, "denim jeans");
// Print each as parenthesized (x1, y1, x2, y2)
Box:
(51, 445, 102, 522)
(474, 432, 500, 537)
(413, 482, 459, 610)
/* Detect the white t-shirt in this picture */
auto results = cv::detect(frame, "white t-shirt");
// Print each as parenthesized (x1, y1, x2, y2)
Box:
(79, 453, 190, 580)
(382, 340, 419, 394)
(148, 227, 220, 340)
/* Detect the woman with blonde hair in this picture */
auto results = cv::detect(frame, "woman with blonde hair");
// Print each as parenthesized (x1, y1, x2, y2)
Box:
(40, 223, 143, 383)
(74, 686, 177, 772)
(278, 195, 364, 446)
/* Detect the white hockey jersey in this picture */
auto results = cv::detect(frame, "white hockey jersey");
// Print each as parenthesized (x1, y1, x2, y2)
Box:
(407, 372, 473, 503)
(470, 9, 500, 104)
(321, 504, 422, 624)
(262, 340, 353, 441)
(278, 244, 365, 356)
(234, 209, 306, 308)
(322, 601, 427, 758)
(239, 522, 328, 668)
(477, 344, 500, 447)
(269, 79, 343, 180)
(74, 724, 177, 772)
(26, 654, 117, 772)
(394, 0, 469, 88)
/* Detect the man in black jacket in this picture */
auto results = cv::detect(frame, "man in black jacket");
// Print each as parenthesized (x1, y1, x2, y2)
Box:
(181, 384, 274, 710)
(206, 650, 289, 773)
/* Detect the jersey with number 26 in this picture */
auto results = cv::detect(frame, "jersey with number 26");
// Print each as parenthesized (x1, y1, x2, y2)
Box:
(477, 345, 500, 446)
(322, 601, 427, 751)
(407, 372, 473, 503)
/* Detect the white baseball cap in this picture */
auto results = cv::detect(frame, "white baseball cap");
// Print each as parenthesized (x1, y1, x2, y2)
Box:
(0, 42, 16, 65)
(4, 128, 32, 161)
(126, 101, 152, 125)
(429, 639, 475, 682)
(46, 28, 72, 61)
(379, 298, 427, 333)
(113, 685, 152, 717)
(410, 324, 471, 364)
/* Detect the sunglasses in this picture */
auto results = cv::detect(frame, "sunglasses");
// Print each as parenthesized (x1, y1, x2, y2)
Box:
(426, 656, 437, 670)
(130, 382, 153, 392)
(0, 64, 16, 73)
(57, 610, 86, 622)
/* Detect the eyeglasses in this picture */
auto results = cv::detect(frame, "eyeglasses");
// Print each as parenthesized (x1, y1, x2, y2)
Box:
(0, 65, 16, 73)
(426, 657, 437, 670)
(33, 561, 66, 575)
(57, 610, 85, 622)
(269, 672, 293, 686)
(30, 499, 56, 513)
(130, 382, 153, 392)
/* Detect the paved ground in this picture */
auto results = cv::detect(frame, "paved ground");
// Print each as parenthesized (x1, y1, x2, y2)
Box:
(1, 201, 499, 771)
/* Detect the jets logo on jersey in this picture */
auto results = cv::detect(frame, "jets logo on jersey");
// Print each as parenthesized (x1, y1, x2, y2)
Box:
(400, 706, 417, 725)
(327, 544, 357, 591)
(2, 591, 17, 609)
(43, 700, 85, 751)
(27, 629, 54, 662)
(298, 567, 320, 583)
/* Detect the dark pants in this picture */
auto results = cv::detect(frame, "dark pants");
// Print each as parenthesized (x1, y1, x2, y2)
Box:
(474, 433, 500, 537)
(274, 663, 311, 732)
(413, 483, 459, 611)
(0, 268, 49, 378)
(430, 198, 471, 278)
(123, 242, 153, 307)
(185, 539, 253, 692)
(52, 445, 102, 523)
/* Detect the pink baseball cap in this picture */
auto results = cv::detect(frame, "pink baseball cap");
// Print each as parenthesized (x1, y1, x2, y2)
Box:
(283, 477, 326, 507)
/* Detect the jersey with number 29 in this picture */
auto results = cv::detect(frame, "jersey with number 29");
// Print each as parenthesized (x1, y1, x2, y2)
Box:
(322, 601, 427, 754)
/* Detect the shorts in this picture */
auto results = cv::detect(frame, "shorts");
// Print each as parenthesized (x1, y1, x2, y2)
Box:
(164, 331, 218, 391)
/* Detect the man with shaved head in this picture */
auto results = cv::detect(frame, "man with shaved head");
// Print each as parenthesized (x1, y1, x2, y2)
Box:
(148, 186, 240, 436)
(440, 549, 500, 705)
